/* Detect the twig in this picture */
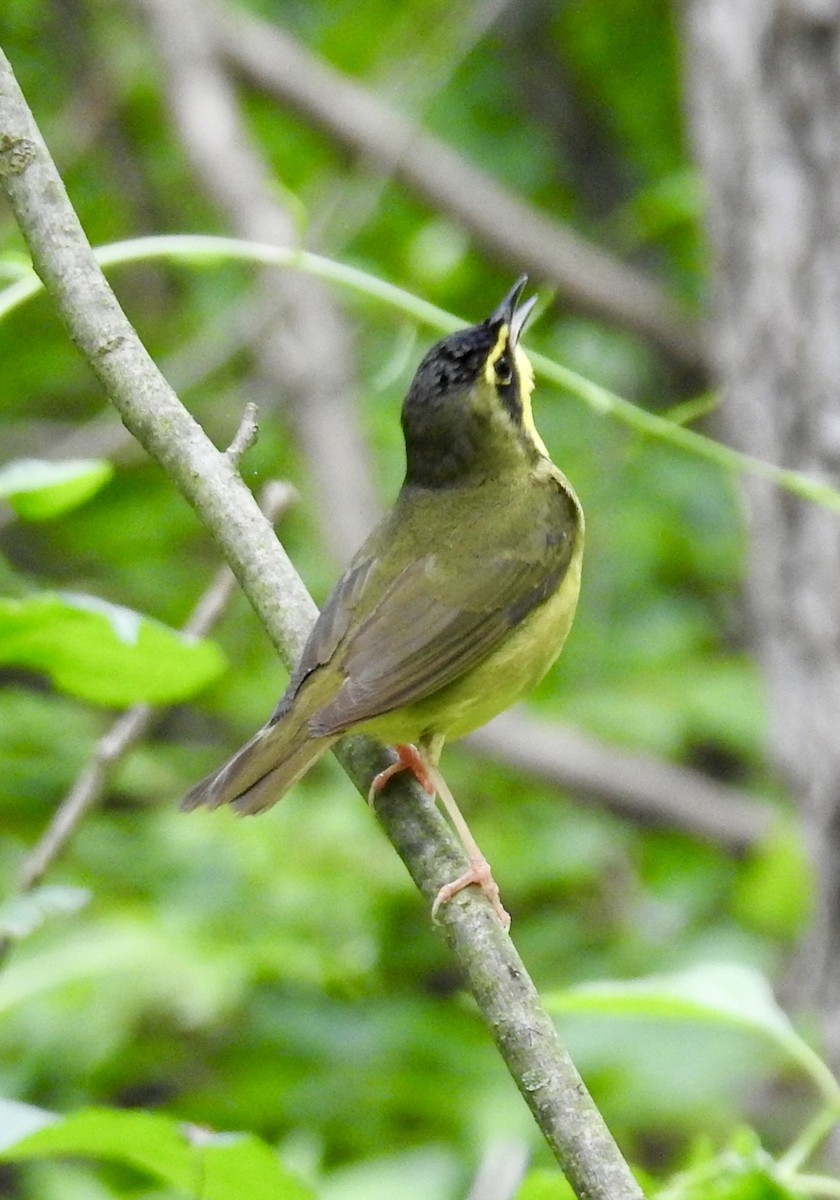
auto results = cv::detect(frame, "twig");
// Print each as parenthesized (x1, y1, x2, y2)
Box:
(466, 710, 773, 853)
(215, 1, 702, 371)
(15, 706, 153, 897)
(0, 292, 274, 533)
(223, 399, 259, 464)
(0, 49, 644, 1198)
(0, 457, 295, 959)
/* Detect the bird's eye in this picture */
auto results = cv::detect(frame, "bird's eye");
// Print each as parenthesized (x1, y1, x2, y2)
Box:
(494, 354, 513, 386)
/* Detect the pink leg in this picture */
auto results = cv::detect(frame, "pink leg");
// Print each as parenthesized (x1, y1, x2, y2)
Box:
(370, 742, 511, 930)
(368, 743, 436, 802)
(418, 746, 511, 931)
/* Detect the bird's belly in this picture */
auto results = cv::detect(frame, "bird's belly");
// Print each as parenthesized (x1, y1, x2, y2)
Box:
(359, 549, 582, 745)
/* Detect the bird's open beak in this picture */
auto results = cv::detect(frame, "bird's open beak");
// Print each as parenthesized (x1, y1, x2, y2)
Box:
(490, 275, 538, 346)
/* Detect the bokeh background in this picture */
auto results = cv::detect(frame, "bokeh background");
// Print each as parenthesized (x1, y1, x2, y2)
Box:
(2, 1, 835, 1197)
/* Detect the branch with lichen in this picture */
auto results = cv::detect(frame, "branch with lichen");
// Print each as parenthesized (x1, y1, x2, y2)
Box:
(0, 48, 644, 1200)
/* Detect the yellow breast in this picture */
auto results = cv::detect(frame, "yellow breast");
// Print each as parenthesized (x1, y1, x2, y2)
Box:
(360, 520, 583, 746)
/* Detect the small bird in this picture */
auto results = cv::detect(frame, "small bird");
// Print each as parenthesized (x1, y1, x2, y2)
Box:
(183, 278, 584, 929)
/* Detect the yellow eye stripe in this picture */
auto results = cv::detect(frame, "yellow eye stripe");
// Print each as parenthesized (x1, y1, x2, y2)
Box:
(514, 344, 548, 458)
(481, 323, 548, 460)
(483, 323, 510, 386)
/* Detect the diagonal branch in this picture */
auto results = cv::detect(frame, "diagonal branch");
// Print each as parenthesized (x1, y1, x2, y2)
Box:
(133, 0, 381, 562)
(215, 1, 703, 371)
(15, 476, 294, 897)
(0, 472, 296, 967)
(0, 49, 644, 1199)
(466, 710, 774, 853)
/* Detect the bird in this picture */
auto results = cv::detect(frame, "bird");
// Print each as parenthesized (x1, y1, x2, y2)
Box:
(182, 277, 584, 930)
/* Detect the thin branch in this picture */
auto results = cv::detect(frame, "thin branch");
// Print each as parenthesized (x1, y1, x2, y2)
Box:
(215, 1, 703, 371)
(0, 468, 295, 962)
(301, 0, 516, 253)
(133, 0, 381, 561)
(0, 290, 283, 534)
(223, 399, 259, 465)
(16, 705, 153, 896)
(466, 710, 773, 853)
(0, 48, 644, 1198)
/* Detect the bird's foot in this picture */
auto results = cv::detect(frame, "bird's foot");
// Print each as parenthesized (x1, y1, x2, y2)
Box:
(431, 852, 511, 931)
(368, 743, 436, 804)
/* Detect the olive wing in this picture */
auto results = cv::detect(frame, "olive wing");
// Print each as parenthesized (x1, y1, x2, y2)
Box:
(270, 553, 375, 722)
(306, 511, 577, 737)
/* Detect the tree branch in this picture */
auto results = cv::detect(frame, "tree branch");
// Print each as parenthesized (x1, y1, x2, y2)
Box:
(215, 1, 703, 372)
(466, 710, 773, 853)
(0, 49, 643, 1199)
(133, 0, 381, 562)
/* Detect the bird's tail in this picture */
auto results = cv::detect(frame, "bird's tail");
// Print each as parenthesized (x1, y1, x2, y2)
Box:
(181, 711, 336, 816)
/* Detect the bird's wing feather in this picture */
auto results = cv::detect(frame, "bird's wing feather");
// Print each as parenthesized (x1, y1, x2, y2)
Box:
(308, 555, 565, 735)
(307, 490, 577, 734)
(271, 555, 375, 721)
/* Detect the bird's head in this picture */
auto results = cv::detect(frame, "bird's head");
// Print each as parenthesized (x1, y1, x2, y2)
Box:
(401, 277, 546, 489)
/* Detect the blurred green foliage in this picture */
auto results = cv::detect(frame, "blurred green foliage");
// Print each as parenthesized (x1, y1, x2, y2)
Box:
(0, 1, 828, 1197)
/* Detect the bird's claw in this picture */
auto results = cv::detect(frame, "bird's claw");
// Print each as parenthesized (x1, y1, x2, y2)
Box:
(368, 743, 436, 805)
(431, 854, 511, 931)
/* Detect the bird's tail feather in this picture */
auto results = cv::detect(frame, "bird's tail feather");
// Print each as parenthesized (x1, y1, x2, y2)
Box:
(181, 714, 336, 816)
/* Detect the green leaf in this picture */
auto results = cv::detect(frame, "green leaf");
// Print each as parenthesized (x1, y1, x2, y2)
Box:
(544, 963, 840, 1106)
(513, 1168, 576, 1199)
(0, 916, 244, 1023)
(0, 885, 91, 940)
(0, 592, 226, 705)
(188, 1129, 317, 1200)
(0, 458, 113, 519)
(0, 1108, 315, 1200)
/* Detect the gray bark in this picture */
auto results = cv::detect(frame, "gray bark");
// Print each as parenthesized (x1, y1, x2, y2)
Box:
(684, 0, 840, 1060)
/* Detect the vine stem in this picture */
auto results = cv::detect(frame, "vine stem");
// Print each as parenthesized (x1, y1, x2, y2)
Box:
(1, 232, 837, 516)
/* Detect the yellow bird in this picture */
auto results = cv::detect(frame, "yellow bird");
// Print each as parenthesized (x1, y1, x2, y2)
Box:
(183, 278, 584, 928)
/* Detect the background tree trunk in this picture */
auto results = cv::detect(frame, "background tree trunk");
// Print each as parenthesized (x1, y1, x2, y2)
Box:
(684, 1, 840, 1063)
